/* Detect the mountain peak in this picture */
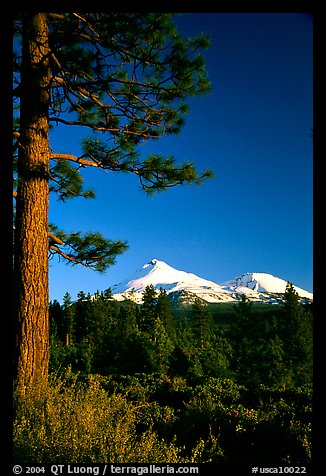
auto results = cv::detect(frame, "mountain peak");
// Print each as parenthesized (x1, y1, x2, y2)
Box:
(143, 258, 165, 268)
(111, 259, 225, 301)
(110, 259, 313, 304)
(223, 272, 312, 299)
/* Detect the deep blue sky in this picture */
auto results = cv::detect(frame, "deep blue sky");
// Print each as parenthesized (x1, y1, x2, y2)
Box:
(49, 13, 313, 302)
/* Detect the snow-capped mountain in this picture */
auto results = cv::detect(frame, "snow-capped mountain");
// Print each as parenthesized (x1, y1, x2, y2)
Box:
(222, 272, 313, 302)
(110, 259, 313, 304)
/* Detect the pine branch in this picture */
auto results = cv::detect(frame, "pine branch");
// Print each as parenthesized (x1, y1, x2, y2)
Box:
(51, 153, 99, 168)
(48, 225, 128, 272)
(48, 231, 64, 245)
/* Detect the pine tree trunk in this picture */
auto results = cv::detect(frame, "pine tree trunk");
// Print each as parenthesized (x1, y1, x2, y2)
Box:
(14, 13, 50, 394)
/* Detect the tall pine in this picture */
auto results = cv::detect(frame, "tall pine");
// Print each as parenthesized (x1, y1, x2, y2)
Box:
(13, 13, 213, 392)
(191, 298, 214, 351)
(281, 283, 313, 386)
(139, 285, 158, 333)
(14, 14, 51, 393)
(156, 288, 176, 342)
(62, 292, 74, 346)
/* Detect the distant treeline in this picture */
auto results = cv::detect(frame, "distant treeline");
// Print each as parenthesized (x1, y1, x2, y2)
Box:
(49, 283, 313, 389)
(14, 283, 313, 464)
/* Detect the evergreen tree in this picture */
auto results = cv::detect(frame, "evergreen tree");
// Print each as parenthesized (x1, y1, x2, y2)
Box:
(234, 294, 253, 323)
(156, 288, 176, 341)
(229, 295, 282, 387)
(49, 299, 63, 340)
(228, 289, 313, 389)
(150, 318, 175, 375)
(280, 283, 313, 386)
(181, 299, 216, 379)
(171, 314, 196, 377)
(62, 292, 74, 346)
(74, 292, 94, 343)
(191, 299, 214, 350)
(13, 13, 213, 392)
(102, 288, 113, 300)
(260, 335, 289, 388)
(119, 300, 138, 338)
(139, 285, 158, 333)
(201, 331, 234, 379)
(14, 13, 52, 392)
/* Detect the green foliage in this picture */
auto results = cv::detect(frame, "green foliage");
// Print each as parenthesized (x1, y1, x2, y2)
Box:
(45, 288, 313, 464)
(280, 283, 313, 386)
(228, 290, 313, 389)
(49, 160, 96, 201)
(191, 299, 214, 349)
(249, 386, 312, 464)
(48, 224, 128, 272)
(13, 371, 183, 463)
(156, 289, 176, 341)
(139, 285, 158, 333)
(14, 13, 214, 273)
(15, 367, 311, 464)
(49, 284, 312, 388)
(174, 379, 311, 464)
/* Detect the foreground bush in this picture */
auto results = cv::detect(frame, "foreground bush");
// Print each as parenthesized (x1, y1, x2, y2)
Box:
(177, 380, 312, 465)
(13, 371, 183, 463)
(13, 371, 312, 465)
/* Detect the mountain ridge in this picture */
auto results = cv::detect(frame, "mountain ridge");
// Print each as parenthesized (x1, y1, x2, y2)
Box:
(110, 259, 313, 304)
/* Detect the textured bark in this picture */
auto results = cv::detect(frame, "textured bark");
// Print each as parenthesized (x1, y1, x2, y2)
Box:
(14, 13, 51, 394)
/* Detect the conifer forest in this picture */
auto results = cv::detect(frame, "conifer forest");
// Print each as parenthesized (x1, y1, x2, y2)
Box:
(12, 13, 313, 469)
(14, 284, 313, 465)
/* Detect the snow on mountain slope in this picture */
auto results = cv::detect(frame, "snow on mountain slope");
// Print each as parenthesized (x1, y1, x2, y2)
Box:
(111, 259, 230, 303)
(110, 259, 313, 304)
(222, 272, 313, 300)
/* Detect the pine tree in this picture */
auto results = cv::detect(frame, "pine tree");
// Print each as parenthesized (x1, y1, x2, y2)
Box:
(191, 298, 214, 351)
(139, 285, 158, 333)
(13, 13, 213, 392)
(74, 292, 93, 343)
(150, 318, 175, 375)
(119, 301, 138, 338)
(14, 13, 52, 393)
(281, 282, 313, 387)
(62, 292, 74, 346)
(156, 288, 176, 342)
(261, 335, 289, 388)
(49, 299, 63, 340)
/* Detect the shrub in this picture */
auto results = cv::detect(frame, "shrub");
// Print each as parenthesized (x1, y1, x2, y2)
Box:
(13, 370, 183, 463)
(252, 386, 312, 464)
